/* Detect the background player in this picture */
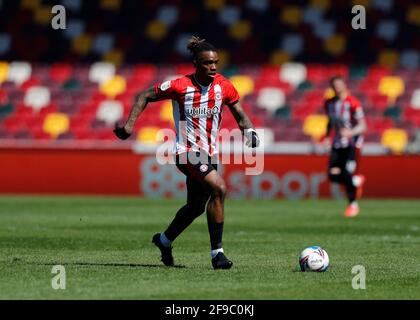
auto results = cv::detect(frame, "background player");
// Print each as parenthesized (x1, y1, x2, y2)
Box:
(323, 76, 367, 217)
(114, 36, 260, 269)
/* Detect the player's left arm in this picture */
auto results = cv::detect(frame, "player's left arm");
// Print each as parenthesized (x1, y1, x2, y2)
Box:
(228, 101, 260, 147)
(350, 118, 367, 136)
(340, 100, 367, 138)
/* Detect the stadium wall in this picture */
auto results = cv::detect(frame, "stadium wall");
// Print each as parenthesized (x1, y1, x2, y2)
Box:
(0, 147, 419, 199)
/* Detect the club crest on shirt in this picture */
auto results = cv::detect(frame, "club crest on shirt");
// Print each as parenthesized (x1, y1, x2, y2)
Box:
(200, 164, 208, 172)
(160, 81, 171, 91)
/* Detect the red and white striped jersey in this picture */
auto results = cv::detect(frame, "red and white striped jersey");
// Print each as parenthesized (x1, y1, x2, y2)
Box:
(324, 94, 365, 149)
(155, 73, 240, 156)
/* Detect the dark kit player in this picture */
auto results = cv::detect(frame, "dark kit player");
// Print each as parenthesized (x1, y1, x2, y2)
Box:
(323, 76, 367, 217)
(114, 36, 260, 269)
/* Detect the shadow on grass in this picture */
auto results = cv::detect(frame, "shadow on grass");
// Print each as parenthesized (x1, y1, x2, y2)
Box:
(9, 259, 186, 269)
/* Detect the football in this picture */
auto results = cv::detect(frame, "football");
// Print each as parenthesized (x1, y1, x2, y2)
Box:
(299, 246, 329, 272)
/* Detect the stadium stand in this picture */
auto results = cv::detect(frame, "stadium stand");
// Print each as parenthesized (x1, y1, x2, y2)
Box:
(0, 0, 419, 154)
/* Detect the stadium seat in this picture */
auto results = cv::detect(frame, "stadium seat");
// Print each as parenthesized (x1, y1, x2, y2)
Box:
(281, 6, 301, 27)
(381, 128, 408, 154)
(8, 62, 32, 85)
(281, 34, 304, 57)
(324, 34, 346, 56)
(100, 0, 121, 10)
(302, 6, 323, 26)
(219, 6, 240, 26)
(145, 21, 167, 42)
(21, 0, 40, 10)
(205, 0, 225, 11)
(175, 64, 195, 77)
(256, 87, 286, 113)
(400, 49, 419, 68)
(96, 100, 124, 126)
(49, 63, 73, 83)
(21, 77, 41, 91)
(229, 21, 252, 41)
(410, 89, 420, 109)
(247, 0, 269, 11)
(314, 20, 335, 40)
(349, 65, 368, 80)
(0, 61, 9, 84)
(372, 0, 393, 11)
(376, 20, 399, 42)
(61, 0, 81, 11)
(89, 62, 116, 84)
(407, 5, 420, 26)
(103, 49, 124, 66)
(0, 33, 12, 54)
(0, 102, 13, 118)
(310, 0, 331, 11)
(157, 6, 179, 27)
(63, 19, 85, 39)
(270, 50, 291, 65)
(369, 93, 389, 111)
(366, 66, 390, 83)
(259, 65, 281, 83)
(43, 112, 70, 138)
(34, 6, 52, 26)
(99, 75, 126, 98)
(366, 117, 394, 134)
(302, 114, 328, 141)
(383, 106, 401, 121)
(229, 75, 254, 97)
(23, 86, 50, 112)
(255, 127, 274, 147)
(280, 63, 307, 87)
(159, 101, 174, 123)
(0, 88, 9, 104)
(306, 64, 329, 84)
(72, 34, 92, 55)
(378, 50, 399, 68)
(137, 126, 164, 144)
(92, 34, 114, 55)
(378, 76, 405, 103)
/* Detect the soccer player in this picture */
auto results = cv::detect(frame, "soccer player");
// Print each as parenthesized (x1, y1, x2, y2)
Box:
(323, 76, 366, 217)
(114, 36, 260, 269)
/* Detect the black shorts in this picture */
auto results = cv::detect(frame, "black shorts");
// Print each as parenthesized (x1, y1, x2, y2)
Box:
(329, 146, 360, 174)
(175, 152, 218, 182)
(175, 152, 218, 199)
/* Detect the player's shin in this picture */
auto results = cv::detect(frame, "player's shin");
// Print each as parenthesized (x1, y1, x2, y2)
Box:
(164, 204, 201, 242)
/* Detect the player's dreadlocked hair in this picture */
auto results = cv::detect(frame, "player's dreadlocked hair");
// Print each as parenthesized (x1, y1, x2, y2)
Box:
(187, 36, 217, 60)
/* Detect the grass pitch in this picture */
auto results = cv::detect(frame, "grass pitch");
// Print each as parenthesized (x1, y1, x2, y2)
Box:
(0, 196, 419, 299)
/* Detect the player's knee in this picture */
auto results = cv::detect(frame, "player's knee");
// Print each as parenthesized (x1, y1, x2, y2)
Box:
(329, 167, 341, 181)
(212, 182, 227, 200)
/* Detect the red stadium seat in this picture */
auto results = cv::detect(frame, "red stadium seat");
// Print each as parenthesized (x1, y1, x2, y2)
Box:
(49, 63, 74, 83)
(368, 93, 390, 111)
(365, 117, 394, 134)
(20, 77, 41, 91)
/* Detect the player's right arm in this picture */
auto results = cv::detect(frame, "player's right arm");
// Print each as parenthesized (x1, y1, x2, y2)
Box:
(114, 79, 181, 140)
(113, 86, 160, 139)
(114, 78, 181, 140)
